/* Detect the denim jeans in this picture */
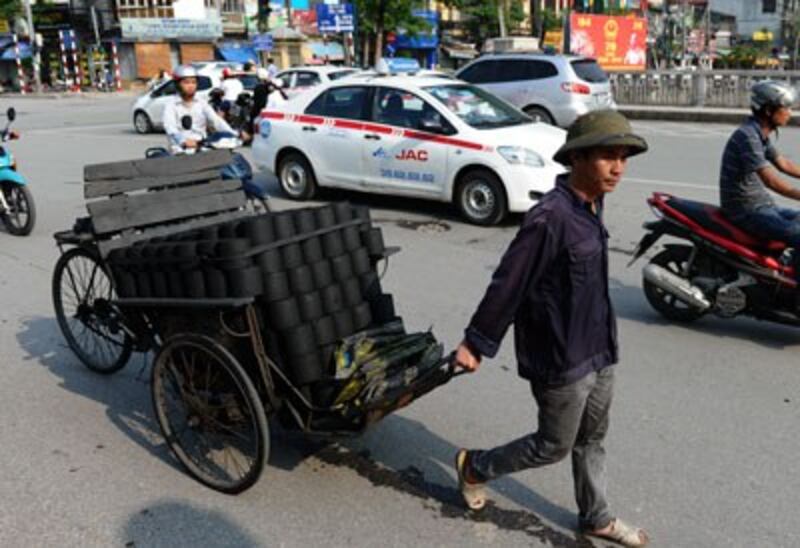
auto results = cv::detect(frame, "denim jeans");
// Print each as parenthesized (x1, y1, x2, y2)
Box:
(469, 366, 615, 531)
(729, 206, 800, 281)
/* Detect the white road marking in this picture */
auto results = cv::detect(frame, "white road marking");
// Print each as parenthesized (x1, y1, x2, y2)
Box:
(626, 176, 714, 190)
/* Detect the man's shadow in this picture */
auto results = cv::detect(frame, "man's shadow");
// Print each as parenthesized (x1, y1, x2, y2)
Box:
(271, 413, 594, 547)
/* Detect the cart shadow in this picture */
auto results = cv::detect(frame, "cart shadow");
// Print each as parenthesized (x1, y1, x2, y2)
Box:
(269, 417, 591, 547)
(122, 499, 260, 548)
(610, 277, 800, 350)
(16, 315, 181, 473)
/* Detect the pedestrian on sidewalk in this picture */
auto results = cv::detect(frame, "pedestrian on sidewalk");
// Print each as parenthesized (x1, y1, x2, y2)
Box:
(453, 110, 650, 547)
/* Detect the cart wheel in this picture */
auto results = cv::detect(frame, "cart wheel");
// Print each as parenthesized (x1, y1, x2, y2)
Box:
(151, 334, 269, 494)
(52, 247, 133, 374)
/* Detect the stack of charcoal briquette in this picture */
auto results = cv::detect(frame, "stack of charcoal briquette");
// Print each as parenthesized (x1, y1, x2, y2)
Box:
(106, 203, 400, 393)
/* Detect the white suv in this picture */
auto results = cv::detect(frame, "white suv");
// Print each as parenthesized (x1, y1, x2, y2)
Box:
(456, 53, 616, 127)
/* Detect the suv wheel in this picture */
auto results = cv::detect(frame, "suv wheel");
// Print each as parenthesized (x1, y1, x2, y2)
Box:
(455, 169, 507, 226)
(523, 106, 554, 125)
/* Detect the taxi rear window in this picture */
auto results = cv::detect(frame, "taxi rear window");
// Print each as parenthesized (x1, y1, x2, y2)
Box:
(306, 86, 370, 120)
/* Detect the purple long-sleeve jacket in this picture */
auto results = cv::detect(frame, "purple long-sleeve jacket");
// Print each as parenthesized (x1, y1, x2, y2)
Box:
(464, 176, 618, 387)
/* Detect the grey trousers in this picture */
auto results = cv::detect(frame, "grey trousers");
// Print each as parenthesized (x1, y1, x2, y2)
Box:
(470, 366, 615, 530)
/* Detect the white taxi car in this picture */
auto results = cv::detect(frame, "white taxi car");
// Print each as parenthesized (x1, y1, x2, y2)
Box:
(252, 73, 567, 225)
(274, 65, 359, 100)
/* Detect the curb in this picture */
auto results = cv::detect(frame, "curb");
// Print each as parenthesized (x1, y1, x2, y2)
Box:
(619, 105, 800, 127)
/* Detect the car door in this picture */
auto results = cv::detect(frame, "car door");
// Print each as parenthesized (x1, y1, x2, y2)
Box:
(303, 85, 372, 188)
(361, 86, 451, 197)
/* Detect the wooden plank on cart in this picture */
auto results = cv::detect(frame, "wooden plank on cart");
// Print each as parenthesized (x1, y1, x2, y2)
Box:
(83, 149, 232, 182)
(96, 209, 250, 257)
(88, 179, 246, 235)
(84, 169, 221, 199)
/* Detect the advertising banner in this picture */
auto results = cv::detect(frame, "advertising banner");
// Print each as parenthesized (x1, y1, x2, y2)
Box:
(120, 18, 222, 40)
(569, 13, 647, 71)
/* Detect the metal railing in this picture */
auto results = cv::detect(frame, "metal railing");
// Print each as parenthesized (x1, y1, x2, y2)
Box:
(610, 70, 800, 108)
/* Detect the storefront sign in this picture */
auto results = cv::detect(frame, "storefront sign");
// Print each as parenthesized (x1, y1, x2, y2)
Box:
(569, 13, 647, 71)
(120, 18, 223, 40)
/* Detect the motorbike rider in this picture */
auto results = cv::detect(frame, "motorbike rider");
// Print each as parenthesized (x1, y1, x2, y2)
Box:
(221, 67, 245, 103)
(720, 80, 800, 284)
(162, 65, 236, 154)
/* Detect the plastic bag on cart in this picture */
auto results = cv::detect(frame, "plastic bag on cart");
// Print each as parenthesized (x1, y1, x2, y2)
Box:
(331, 328, 444, 407)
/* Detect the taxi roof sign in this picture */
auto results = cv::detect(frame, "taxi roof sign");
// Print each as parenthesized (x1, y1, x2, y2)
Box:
(375, 57, 421, 75)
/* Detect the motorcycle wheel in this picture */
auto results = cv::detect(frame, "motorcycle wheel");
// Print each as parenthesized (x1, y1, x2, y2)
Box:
(1, 183, 36, 236)
(643, 245, 707, 323)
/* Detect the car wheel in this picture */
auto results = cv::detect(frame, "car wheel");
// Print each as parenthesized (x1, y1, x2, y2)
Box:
(278, 152, 318, 200)
(523, 106, 555, 125)
(456, 169, 508, 226)
(133, 111, 153, 134)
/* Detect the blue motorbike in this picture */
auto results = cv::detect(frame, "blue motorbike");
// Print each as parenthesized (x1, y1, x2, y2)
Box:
(0, 107, 35, 236)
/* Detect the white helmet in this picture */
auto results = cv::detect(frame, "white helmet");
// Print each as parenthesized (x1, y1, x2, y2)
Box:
(751, 80, 797, 112)
(173, 65, 199, 81)
(256, 67, 270, 81)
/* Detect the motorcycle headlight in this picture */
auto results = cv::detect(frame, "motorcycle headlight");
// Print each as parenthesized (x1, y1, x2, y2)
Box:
(497, 146, 545, 168)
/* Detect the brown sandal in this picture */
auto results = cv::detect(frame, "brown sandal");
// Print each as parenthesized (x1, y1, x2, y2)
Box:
(584, 518, 649, 547)
(455, 449, 487, 511)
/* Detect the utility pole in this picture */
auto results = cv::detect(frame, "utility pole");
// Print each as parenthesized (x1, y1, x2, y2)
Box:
(23, 0, 42, 94)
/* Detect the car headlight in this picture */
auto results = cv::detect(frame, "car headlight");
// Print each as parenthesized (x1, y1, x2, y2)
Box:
(497, 146, 545, 168)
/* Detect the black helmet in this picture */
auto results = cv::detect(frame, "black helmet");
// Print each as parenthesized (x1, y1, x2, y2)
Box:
(751, 80, 796, 112)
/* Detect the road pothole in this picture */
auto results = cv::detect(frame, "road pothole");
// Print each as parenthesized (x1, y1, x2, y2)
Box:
(394, 220, 451, 234)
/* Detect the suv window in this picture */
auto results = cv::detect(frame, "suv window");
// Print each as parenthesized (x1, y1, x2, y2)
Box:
(571, 59, 608, 83)
(495, 59, 558, 82)
(295, 71, 321, 88)
(458, 60, 499, 84)
(329, 69, 358, 81)
(306, 86, 370, 120)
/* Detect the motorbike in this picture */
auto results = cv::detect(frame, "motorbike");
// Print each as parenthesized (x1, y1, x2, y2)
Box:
(630, 192, 800, 327)
(146, 115, 269, 211)
(0, 107, 35, 236)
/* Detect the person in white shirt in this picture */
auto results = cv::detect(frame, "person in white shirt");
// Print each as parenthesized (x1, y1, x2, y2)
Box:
(267, 57, 279, 79)
(162, 65, 236, 154)
(221, 68, 245, 103)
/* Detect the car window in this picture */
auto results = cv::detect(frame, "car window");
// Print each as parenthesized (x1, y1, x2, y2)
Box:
(237, 74, 259, 90)
(374, 87, 433, 130)
(571, 59, 609, 83)
(276, 72, 294, 88)
(425, 83, 530, 129)
(329, 70, 358, 81)
(196, 76, 213, 91)
(295, 72, 321, 87)
(305, 86, 370, 120)
(156, 81, 177, 97)
(458, 61, 498, 84)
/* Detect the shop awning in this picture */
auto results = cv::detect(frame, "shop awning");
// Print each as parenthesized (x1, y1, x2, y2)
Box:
(0, 40, 31, 61)
(308, 41, 345, 61)
(217, 44, 258, 64)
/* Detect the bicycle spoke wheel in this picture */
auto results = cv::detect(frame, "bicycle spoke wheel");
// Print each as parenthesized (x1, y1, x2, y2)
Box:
(52, 247, 132, 373)
(152, 334, 268, 494)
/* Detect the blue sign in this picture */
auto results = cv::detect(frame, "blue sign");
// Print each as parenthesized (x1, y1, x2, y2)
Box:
(376, 57, 420, 74)
(252, 33, 273, 51)
(316, 3, 355, 33)
(395, 10, 438, 49)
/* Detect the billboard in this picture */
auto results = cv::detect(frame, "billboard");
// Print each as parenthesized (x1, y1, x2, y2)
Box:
(569, 13, 647, 71)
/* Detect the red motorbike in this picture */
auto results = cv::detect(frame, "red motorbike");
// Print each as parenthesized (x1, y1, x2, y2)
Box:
(630, 192, 799, 325)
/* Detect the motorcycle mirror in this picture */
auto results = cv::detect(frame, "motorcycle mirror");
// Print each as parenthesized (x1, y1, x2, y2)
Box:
(6, 107, 16, 122)
(180, 115, 193, 130)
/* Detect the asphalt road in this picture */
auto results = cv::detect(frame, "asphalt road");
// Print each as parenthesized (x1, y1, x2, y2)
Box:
(1, 95, 798, 547)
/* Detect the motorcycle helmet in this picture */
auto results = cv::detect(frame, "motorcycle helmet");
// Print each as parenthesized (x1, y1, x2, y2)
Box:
(751, 80, 797, 113)
(222, 67, 232, 79)
(256, 68, 269, 81)
(173, 65, 199, 81)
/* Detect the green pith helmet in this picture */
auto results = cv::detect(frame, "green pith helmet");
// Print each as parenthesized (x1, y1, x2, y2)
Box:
(553, 110, 649, 166)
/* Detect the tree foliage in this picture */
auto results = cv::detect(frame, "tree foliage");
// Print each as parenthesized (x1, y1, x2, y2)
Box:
(0, 0, 21, 22)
